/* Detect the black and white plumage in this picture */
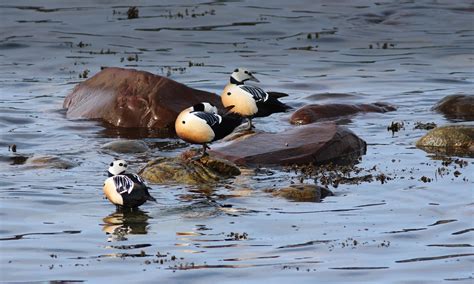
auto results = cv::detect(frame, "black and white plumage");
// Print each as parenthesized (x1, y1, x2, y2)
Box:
(175, 103, 242, 157)
(103, 160, 156, 208)
(221, 68, 291, 129)
(185, 102, 219, 114)
(239, 85, 269, 103)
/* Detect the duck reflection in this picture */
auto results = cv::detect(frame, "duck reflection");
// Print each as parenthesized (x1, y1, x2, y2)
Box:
(101, 208, 151, 242)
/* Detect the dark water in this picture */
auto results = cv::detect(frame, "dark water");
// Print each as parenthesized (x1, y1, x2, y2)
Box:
(1, 0, 473, 282)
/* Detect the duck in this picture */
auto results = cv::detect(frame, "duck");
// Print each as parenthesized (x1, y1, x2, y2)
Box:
(175, 102, 242, 158)
(221, 68, 291, 129)
(103, 160, 156, 208)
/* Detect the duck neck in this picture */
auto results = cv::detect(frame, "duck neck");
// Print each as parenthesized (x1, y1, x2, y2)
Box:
(230, 77, 243, 85)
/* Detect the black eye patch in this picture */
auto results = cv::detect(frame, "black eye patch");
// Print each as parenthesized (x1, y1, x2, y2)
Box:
(234, 68, 239, 72)
(193, 103, 205, 111)
(227, 92, 231, 96)
(244, 71, 249, 74)
(119, 163, 123, 166)
(110, 162, 113, 166)
(124, 164, 127, 167)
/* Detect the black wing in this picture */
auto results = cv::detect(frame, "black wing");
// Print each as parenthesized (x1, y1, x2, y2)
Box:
(192, 111, 222, 127)
(125, 173, 146, 185)
(112, 175, 134, 194)
(267, 91, 289, 99)
(239, 85, 269, 102)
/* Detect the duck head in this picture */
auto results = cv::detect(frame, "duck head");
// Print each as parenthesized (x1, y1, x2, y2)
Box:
(230, 68, 259, 85)
(108, 160, 127, 177)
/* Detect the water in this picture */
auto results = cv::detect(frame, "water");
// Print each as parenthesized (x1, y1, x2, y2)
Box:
(1, 0, 473, 282)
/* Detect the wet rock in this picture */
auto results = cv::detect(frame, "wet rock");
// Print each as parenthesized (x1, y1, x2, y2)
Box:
(414, 122, 437, 130)
(305, 92, 361, 101)
(271, 184, 334, 202)
(63, 67, 222, 132)
(0, 154, 29, 165)
(416, 125, 474, 157)
(290, 102, 396, 125)
(210, 122, 367, 166)
(433, 95, 474, 121)
(139, 153, 240, 185)
(101, 140, 149, 153)
(24, 155, 77, 169)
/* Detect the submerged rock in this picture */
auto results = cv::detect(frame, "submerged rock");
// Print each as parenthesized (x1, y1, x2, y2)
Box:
(139, 153, 240, 185)
(304, 92, 362, 101)
(24, 155, 77, 169)
(63, 67, 222, 132)
(101, 140, 149, 153)
(290, 102, 396, 125)
(210, 122, 367, 166)
(416, 125, 474, 157)
(271, 184, 334, 202)
(433, 95, 474, 121)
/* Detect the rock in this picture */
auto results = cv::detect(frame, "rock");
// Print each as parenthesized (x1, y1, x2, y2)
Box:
(101, 140, 149, 153)
(305, 92, 362, 101)
(63, 67, 222, 131)
(271, 184, 334, 202)
(139, 153, 241, 185)
(433, 95, 474, 121)
(0, 154, 28, 165)
(290, 102, 396, 125)
(416, 125, 474, 157)
(24, 155, 77, 169)
(414, 122, 437, 130)
(210, 122, 367, 166)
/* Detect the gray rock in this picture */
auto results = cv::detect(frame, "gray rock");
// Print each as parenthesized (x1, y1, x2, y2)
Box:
(101, 140, 150, 153)
(24, 155, 77, 169)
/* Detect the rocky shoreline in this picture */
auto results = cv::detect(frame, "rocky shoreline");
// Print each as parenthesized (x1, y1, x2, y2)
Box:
(60, 68, 474, 201)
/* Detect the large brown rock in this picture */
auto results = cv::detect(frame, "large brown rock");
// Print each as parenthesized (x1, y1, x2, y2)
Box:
(433, 95, 474, 121)
(63, 67, 222, 131)
(209, 122, 367, 166)
(290, 103, 396, 125)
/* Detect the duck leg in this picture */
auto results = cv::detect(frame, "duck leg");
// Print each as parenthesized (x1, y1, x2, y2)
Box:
(192, 144, 210, 161)
(246, 117, 255, 130)
(201, 143, 210, 158)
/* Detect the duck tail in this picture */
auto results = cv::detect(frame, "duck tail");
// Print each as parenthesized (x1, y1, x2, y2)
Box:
(147, 194, 157, 203)
(146, 187, 157, 203)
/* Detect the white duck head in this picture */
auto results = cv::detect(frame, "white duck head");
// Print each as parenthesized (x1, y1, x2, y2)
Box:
(230, 68, 259, 85)
(108, 160, 127, 177)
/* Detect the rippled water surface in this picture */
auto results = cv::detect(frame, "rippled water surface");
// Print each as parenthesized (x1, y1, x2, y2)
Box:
(1, 0, 473, 283)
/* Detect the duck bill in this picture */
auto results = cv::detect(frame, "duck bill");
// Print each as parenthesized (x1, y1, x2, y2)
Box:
(222, 105, 235, 116)
(249, 75, 260, 82)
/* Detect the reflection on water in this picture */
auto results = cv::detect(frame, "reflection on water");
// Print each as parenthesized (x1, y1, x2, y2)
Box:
(101, 208, 151, 242)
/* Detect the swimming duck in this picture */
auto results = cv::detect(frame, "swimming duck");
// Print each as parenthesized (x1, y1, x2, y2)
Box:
(221, 68, 291, 129)
(103, 160, 156, 208)
(175, 102, 242, 158)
